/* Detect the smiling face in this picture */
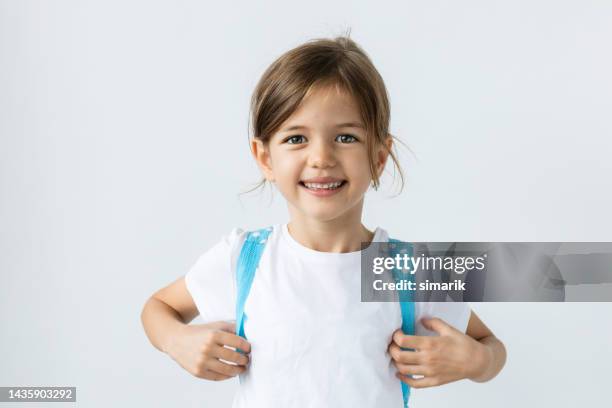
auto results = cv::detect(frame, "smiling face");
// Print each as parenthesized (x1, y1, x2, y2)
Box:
(252, 83, 391, 224)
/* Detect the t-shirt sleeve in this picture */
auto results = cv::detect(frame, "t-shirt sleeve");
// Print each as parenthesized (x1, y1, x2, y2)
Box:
(184, 228, 247, 323)
(414, 302, 472, 336)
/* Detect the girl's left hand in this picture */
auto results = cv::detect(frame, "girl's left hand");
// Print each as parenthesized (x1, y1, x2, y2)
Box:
(388, 317, 490, 389)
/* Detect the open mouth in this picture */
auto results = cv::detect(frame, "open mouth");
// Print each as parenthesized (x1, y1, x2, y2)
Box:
(299, 180, 347, 191)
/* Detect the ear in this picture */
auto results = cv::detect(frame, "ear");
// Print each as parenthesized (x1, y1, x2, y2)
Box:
(250, 138, 275, 182)
(375, 135, 393, 178)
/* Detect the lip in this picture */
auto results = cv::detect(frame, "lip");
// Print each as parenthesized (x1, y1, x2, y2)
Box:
(301, 176, 345, 183)
(299, 179, 347, 197)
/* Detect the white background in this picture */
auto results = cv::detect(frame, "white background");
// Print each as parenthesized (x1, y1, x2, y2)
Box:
(1, 0, 611, 407)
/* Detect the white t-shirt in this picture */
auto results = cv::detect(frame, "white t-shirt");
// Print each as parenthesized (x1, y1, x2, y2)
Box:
(185, 224, 472, 408)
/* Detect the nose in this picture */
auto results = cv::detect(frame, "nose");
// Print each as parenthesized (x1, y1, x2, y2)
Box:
(307, 139, 337, 169)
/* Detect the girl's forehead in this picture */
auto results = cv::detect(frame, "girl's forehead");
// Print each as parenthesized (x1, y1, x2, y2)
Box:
(289, 84, 362, 122)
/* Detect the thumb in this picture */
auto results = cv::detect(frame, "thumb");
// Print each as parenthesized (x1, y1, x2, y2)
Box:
(421, 317, 456, 336)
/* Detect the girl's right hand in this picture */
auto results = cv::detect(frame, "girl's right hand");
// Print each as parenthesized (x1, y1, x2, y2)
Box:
(166, 320, 251, 381)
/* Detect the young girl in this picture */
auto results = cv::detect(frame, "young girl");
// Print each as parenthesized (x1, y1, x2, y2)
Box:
(141, 35, 506, 407)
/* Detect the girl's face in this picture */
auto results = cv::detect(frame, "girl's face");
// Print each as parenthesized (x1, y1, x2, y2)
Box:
(252, 84, 391, 223)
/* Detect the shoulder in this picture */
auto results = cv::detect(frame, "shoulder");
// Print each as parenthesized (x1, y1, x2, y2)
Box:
(373, 226, 390, 242)
(241, 225, 275, 242)
(213, 226, 271, 253)
(222, 227, 248, 247)
(185, 227, 251, 280)
(228, 225, 278, 245)
(223, 225, 281, 256)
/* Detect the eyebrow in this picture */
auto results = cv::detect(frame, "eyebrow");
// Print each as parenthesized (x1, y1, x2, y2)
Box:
(281, 122, 365, 132)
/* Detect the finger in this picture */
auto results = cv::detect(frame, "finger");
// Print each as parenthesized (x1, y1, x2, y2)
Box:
(213, 331, 252, 353)
(207, 358, 247, 377)
(395, 363, 430, 377)
(388, 343, 422, 365)
(421, 317, 457, 336)
(208, 320, 236, 333)
(214, 345, 250, 366)
(202, 369, 232, 381)
(396, 372, 439, 389)
(392, 330, 430, 350)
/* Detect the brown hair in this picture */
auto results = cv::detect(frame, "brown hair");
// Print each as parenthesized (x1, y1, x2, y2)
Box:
(246, 32, 405, 195)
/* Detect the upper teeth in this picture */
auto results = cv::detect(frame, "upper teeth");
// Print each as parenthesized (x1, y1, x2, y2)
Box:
(304, 181, 343, 189)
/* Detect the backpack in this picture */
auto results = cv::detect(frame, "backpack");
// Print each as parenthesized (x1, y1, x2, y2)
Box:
(234, 226, 415, 408)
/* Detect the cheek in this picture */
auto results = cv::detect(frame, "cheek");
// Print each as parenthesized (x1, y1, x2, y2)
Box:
(271, 153, 302, 183)
(345, 152, 373, 183)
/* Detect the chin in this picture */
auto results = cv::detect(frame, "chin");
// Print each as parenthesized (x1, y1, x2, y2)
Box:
(299, 206, 349, 223)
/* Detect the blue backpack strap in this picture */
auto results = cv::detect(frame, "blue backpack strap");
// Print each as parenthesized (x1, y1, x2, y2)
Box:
(388, 238, 415, 408)
(235, 226, 273, 349)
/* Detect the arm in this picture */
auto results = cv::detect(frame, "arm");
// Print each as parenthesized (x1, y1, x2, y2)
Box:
(464, 310, 507, 382)
(140, 276, 251, 381)
(389, 310, 506, 388)
(141, 276, 199, 353)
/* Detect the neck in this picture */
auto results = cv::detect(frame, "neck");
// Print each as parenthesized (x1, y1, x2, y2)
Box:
(286, 199, 375, 253)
